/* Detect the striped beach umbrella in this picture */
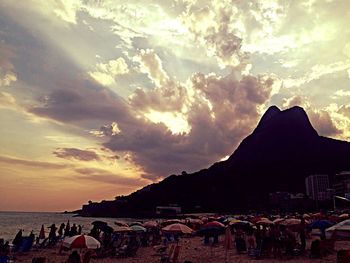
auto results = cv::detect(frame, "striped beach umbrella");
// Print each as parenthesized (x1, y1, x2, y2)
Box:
(63, 235, 100, 249)
(143, 221, 158, 228)
(130, 225, 147, 233)
(162, 223, 194, 234)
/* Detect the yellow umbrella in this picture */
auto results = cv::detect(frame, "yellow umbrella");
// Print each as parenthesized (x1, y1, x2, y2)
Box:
(339, 213, 349, 218)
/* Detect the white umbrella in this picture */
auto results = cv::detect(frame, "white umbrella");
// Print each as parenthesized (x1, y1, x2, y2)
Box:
(326, 219, 350, 239)
(63, 235, 100, 249)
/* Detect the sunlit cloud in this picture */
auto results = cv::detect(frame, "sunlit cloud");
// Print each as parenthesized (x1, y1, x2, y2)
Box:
(1, 0, 350, 211)
(89, 57, 129, 86)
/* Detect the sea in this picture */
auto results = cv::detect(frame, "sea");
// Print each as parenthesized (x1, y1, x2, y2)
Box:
(0, 211, 137, 242)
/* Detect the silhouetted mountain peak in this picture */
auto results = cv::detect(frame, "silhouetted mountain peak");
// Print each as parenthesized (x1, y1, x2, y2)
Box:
(255, 105, 281, 130)
(254, 105, 317, 137)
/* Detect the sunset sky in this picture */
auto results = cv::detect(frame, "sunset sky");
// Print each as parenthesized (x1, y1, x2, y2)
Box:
(0, 0, 350, 212)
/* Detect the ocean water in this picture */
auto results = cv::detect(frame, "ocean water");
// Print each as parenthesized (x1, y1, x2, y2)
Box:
(0, 211, 136, 242)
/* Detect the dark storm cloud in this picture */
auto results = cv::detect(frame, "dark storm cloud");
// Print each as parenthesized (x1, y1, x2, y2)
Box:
(0, 155, 68, 169)
(53, 148, 100, 161)
(103, 71, 274, 180)
(29, 83, 131, 123)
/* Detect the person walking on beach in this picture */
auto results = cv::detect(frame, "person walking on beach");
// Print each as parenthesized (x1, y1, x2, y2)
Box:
(255, 224, 262, 249)
(58, 223, 65, 237)
(48, 224, 57, 245)
(65, 221, 70, 237)
(12, 229, 23, 251)
(70, 224, 78, 236)
(298, 218, 306, 253)
(78, 225, 82, 235)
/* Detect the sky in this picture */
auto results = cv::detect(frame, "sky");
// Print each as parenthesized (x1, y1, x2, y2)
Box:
(0, 0, 350, 212)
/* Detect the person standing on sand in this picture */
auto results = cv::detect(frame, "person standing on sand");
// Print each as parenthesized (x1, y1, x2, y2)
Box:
(12, 229, 23, 251)
(70, 224, 78, 236)
(67, 250, 81, 263)
(58, 223, 65, 237)
(78, 225, 82, 235)
(65, 221, 70, 237)
(298, 218, 306, 252)
(255, 224, 261, 249)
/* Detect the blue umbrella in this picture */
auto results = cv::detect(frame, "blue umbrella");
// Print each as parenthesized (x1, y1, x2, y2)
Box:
(309, 220, 333, 229)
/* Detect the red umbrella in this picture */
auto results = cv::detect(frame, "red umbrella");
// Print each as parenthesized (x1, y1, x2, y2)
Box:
(114, 221, 129, 227)
(63, 235, 100, 249)
(203, 221, 225, 228)
(114, 226, 132, 232)
(256, 218, 274, 225)
(143, 221, 158, 228)
(162, 223, 193, 234)
(39, 224, 45, 239)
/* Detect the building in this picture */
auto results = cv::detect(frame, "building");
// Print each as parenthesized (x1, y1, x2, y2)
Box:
(305, 174, 330, 201)
(269, 192, 310, 212)
(333, 171, 350, 197)
(156, 205, 181, 216)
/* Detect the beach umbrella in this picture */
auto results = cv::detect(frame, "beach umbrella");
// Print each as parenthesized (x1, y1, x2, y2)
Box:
(186, 218, 203, 225)
(229, 219, 242, 224)
(196, 221, 226, 236)
(129, 222, 143, 226)
(303, 213, 311, 219)
(91, 221, 107, 228)
(280, 218, 302, 226)
(309, 220, 333, 229)
(114, 220, 129, 227)
(162, 223, 193, 234)
(162, 219, 182, 227)
(326, 219, 350, 239)
(130, 225, 147, 233)
(203, 221, 225, 228)
(229, 220, 252, 228)
(114, 226, 132, 232)
(273, 218, 285, 224)
(63, 235, 100, 249)
(256, 218, 274, 225)
(339, 213, 349, 219)
(39, 225, 46, 239)
(100, 225, 114, 233)
(143, 221, 158, 228)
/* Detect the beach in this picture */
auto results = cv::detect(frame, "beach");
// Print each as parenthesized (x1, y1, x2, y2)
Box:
(12, 236, 348, 262)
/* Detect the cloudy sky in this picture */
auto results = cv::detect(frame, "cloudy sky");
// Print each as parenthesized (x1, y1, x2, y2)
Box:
(1, 0, 349, 212)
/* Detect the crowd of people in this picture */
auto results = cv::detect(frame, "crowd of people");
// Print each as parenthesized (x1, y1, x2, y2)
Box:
(1, 211, 349, 262)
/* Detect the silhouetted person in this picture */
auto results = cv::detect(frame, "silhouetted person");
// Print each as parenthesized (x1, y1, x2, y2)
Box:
(29, 230, 35, 244)
(48, 224, 57, 245)
(68, 250, 81, 263)
(299, 218, 306, 252)
(70, 224, 78, 236)
(58, 223, 65, 237)
(12, 229, 23, 251)
(78, 225, 82, 235)
(65, 221, 70, 237)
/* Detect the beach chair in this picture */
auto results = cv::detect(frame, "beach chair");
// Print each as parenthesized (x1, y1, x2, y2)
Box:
(160, 244, 175, 263)
(337, 249, 350, 263)
(32, 257, 47, 263)
(171, 245, 181, 263)
(248, 240, 263, 259)
(320, 230, 337, 256)
(0, 256, 9, 263)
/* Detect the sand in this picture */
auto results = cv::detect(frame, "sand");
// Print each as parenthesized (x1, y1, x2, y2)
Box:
(12, 236, 349, 263)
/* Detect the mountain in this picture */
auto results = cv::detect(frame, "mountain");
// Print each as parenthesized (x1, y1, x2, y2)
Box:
(80, 106, 350, 216)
